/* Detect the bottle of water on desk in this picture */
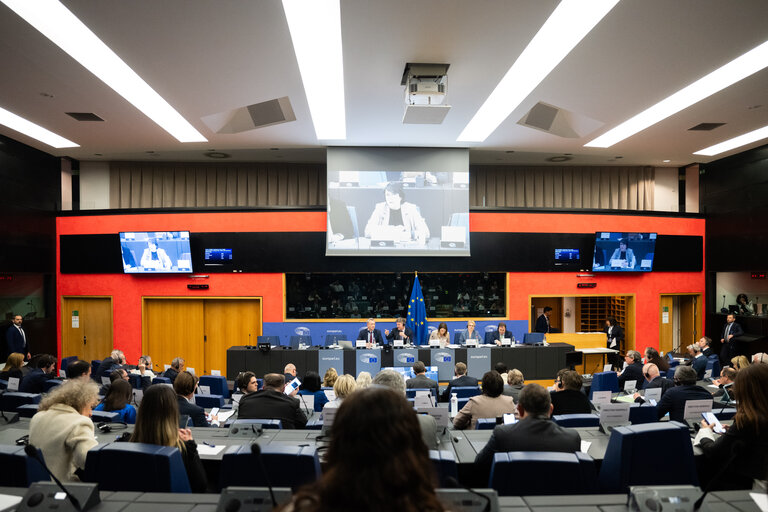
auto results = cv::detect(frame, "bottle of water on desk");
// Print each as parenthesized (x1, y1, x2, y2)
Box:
(512, 335, 517, 345)
(450, 393, 458, 416)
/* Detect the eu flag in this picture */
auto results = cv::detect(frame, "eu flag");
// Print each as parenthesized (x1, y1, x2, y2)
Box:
(406, 273, 428, 345)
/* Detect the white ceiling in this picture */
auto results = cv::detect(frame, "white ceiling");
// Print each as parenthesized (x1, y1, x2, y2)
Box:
(1, 0, 768, 166)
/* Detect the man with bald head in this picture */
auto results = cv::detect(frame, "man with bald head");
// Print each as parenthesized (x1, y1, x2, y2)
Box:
(238, 373, 307, 429)
(633, 363, 673, 403)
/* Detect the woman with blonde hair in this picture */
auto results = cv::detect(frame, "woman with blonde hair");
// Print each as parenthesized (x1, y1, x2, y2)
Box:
(731, 355, 750, 370)
(356, 371, 372, 389)
(0, 352, 24, 381)
(29, 379, 100, 481)
(324, 375, 357, 412)
(130, 384, 207, 492)
(323, 367, 338, 388)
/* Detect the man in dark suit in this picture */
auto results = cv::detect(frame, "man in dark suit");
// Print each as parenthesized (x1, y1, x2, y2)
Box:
(163, 357, 184, 383)
(357, 318, 384, 347)
(698, 336, 714, 358)
(474, 383, 580, 479)
(405, 361, 439, 398)
(174, 370, 210, 427)
(385, 317, 413, 345)
(618, 351, 645, 391)
(534, 307, 553, 333)
(238, 373, 308, 429)
(689, 344, 708, 379)
(657, 366, 713, 422)
(440, 362, 477, 402)
(604, 317, 624, 369)
(550, 370, 592, 415)
(19, 354, 56, 393)
(490, 322, 513, 345)
(633, 364, 673, 403)
(719, 313, 743, 363)
(6, 315, 30, 360)
(94, 350, 126, 382)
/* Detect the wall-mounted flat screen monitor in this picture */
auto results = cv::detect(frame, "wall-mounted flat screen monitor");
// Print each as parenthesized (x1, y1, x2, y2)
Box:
(592, 232, 656, 272)
(204, 248, 232, 266)
(120, 231, 192, 274)
(326, 147, 470, 256)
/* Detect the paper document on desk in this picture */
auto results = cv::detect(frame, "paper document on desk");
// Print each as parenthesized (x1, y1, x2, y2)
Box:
(580, 441, 592, 454)
(750, 493, 768, 512)
(0, 494, 22, 512)
(197, 444, 226, 456)
(217, 410, 236, 423)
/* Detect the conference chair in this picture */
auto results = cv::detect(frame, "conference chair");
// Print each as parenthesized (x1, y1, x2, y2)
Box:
(589, 371, 619, 399)
(127, 374, 142, 389)
(288, 335, 312, 349)
(406, 388, 437, 400)
(0, 379, 6, 390)
(194, 394, 224, 409)
(628, 404, 659, 425)
(666, 369, 677, 380)
(705, 356, 721, 380)
(17, 403, 40, 418)
(598, 421, 698, 493)
(60, 356, 79, 375)
(475, 418, 497, 430)
(83, 442, 191, 493)
(91, 411, 120, 423)
(452, 386, 481, 400)
(0, 392, 41, 413)
(43, 380, 63, 393)
(553, 414, 600, 428)
(90, 360, 102, 380)
(152, 377, 171, 385)
(0, 445, 49, 486)
(490, 451, 598, 496)
(219, 444, 321, 491)
(325, 333, 347, 346)
(257, 335, 280, 348)
(429, 450, 459, 487)
(346, 205, 360, 239)
(199, 375, 229, 398)
(484, 331, 496, 345)
(523, 333, 546, 345)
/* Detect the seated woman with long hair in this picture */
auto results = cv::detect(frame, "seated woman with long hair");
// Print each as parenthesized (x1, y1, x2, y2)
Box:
(130, 384, 208, 492)
(298, 371, 329, 412)
(286, 387, 445, 512)
(0, 352, 24, 381)
(94, 379, 137, 423)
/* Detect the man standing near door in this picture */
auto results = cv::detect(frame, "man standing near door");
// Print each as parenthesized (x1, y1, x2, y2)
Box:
(535, 307, 554, 334)
(6, 314, 30, 361)
(719, 313, 743, 364)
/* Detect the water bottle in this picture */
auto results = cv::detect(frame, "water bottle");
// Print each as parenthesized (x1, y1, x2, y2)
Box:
(450, 393, 458, 416)
(512, 334, 517, 345)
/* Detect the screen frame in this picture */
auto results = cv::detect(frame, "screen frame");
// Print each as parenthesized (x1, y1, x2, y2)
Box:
(591, 232, 657, 273)
(119, 230, 193, 274)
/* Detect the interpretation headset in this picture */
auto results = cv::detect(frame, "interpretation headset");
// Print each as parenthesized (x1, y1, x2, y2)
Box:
(556, 380, 563, 390)
(644, 372, 651, 379)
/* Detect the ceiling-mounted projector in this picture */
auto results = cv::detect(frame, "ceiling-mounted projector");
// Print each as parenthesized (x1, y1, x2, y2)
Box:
(401, 63, 451, 124)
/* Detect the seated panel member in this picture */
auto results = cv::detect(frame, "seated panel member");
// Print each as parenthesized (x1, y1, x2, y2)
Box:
(617, 350, 645, 391)
(385, 317, 413, 345)
(657, 366, 712, 423)
(357, 318, 384, 347)
(405, 361, 439, 397)
(140, 237, 172, 270)
(608, 238, 636, 269)
(550, 370, 592, 415)
(490, 322, 513, 345)
(238, 373, 308, 429)
(457, 320, 482, 344)
(174, 371, 211, 428)
(363, 182, 430, 244)
(428, 322, 450, 347)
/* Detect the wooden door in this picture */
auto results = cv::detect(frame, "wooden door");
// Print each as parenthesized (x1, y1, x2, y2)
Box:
(531, 297, 563, 332)
(203, 299, 261, 375)
(143, 299, 205, 376)
(659, 296, 674, 354)
(61, 297, 113, 363)
(679, 296, 695, 351)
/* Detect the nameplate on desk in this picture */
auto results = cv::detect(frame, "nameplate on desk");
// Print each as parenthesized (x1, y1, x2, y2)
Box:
(355, 340, 367, 348)
(101, 376, 111, 386)
(322, 406, 337, 427)
(429, 340, 440, 347)
(7, 377, 20, 391)
(704, 369, 712, 380)
(644, 388, 662, 402)
(394, 340, 404, 347)
(187, 367, 196, 376)
(211, 370, 221, 376)
(599, 402, 630, 427)
(58, 369, 66, 378)
(465, 340, 477, 348)
(416, 407, 449, 428)
(623, 381, 637, 393)
(198, 385, 211, 395)
(500, 338, 511, 346)
(592, 390, 612, 405)
(603, 364, 613, 372)
(683, 399, 712, 421)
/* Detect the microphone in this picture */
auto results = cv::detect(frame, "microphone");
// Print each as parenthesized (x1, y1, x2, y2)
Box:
(721, 295, 726, 309)
(24, 444, 83, 512)
(445, 476, 491, 512)
(250, 443, 276, 506)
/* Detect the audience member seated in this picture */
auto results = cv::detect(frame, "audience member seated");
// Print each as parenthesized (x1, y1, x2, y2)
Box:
(0, 352, 24, 381)
(129, 354, 155, 379)
(356, 371, 372, 389)
(731, 355, 750, 370)
(94, 379, 137, 423)
(474, 383, 580, 479)
(286, 387, 446, 512)
(440, 362, 477, 402)
(657, 366, 712, 422)
(298, 371, 329, 412)
(503, 369, 525, 402)
(238, 373, 308, 429)
(174, 370, 210, 427)
(752, 353, 768, 365)
(405, 361, 438, 396)
(323, 374, 356, 411)
(550, 370, 592, 415)
(29, 379, 100, 481)
(428, 322, 450, 347)
(711, 367, 737, 402)
(617, 350, 644, 391)
(697, 337, 714, 358)
(94, 350, 125, 382)
(99, 368, 129, 395)
(494, 362, 508, 384)
(322, 367, 338, 388)
(645, 347, 670, 372)
(633, 363, 673, 403)
(695, 363, 768, 490)
(19, 354, 56, 393)
(373, 369, 438, 450)
(130, 384, 207, 492)
(284, 363, 298, 383)
(454, 371, 516, 430)
(65, 359, 92, 381)
(689, 344, 707, 379)
(163, 357, 185, 383)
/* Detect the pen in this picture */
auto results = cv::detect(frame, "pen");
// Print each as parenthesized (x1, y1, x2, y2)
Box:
(203, 441, 215, 447)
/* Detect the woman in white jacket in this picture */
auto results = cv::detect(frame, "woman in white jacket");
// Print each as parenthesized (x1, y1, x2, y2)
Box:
(29, 379, 100, 481)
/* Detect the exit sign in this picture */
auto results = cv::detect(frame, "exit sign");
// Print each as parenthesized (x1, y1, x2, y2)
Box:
(751, 272, 766, 279)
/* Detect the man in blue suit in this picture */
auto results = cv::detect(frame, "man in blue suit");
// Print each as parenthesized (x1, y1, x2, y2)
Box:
(690, 344, 708, 379)
(6, 315, 30, 360)
(357, 318, 384, 347)
(719, 313, 744, 363)
(657, 366, 712, 422)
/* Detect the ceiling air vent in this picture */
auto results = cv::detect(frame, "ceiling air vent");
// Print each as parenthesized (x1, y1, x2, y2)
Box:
(66, 112, 104, 121)
(688, 122, 725, 131)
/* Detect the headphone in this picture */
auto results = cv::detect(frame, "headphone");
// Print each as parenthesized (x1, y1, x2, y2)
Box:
(556, 380, 563, 389)
(644, 372, 651, 379)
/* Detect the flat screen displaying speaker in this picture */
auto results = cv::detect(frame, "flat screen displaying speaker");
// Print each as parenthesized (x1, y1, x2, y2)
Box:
(120, 231, 192, 274)
(592, 232, 656, 272)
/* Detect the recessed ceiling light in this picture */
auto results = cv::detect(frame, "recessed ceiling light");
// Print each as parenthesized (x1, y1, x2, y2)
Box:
(547, 156, 572, 163)
(457, 0, 619, 142)
(204, 151, 230, 159)
(663, 159, 671, 163)
(282, 0, 346, 140)
(586, 39, 768, 148)
(2, 0, 206, 143)
(0, 105, 78, 148)
(693, 124, 768, 156)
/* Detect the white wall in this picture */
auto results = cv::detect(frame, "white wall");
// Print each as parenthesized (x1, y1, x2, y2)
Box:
(685, 164, 699, 213)
(716, 272, 768, 312)
(562, 296, 576, 332)
(79, 161, 110, 210)
(653, 167, 679, 212)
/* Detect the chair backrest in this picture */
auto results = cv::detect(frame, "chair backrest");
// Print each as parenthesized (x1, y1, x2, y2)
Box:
(666, 369, 677, 379)
(199, 375, 229, 398)
(60, 356, 79, 375)
(83, 442, 191, 492)
(452, 386, 481, 399)
(91, 410, 120, 423)
(0, 379, 7, 390)
(589, 372, 619, 399)
(17, 403, 40, 418)
(0, 445, 49, 486)
(288, 335, 311, 350)
(628, 404, 659, 425)
(194, 394, 224, 409)
(475, 418, 498, 430)
(256, 335, 280, 347)
(490, 451, 598, 496)
(43, 379, 63, 392)
(0, 392, 42, 412)
(429, 449, 459, 486)
(523, 333, 546, 345)
(219, 444, 321, 490)
(152, 377, 171, 385)
(127, 374, 142, 389)
(325, 333, 347, 346)
(90, 360, 102, 380)
(483, 331, 496, 345)
(552, 414, 600, 428)
(598, 421, 698, 493)
(705, 356, 721, 379)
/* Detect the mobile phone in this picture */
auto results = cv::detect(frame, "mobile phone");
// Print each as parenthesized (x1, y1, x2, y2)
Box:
(503, 413, 517, 425)
(284, 377, 301, 395)
(701, 411, 725, 434)
(209, 407, 220, 418)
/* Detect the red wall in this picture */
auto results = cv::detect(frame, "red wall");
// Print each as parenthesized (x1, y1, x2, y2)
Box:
(57, 211, 705, 362)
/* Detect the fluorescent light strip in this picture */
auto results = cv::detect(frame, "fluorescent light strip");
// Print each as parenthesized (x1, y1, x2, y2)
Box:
(0, 105, 79, 148)
(2, 0, 206, 143)
(586, 40, 768, 148)
(457, 0, 619, 143)
(282, 0, 346, 140)
(694, 124, 768, 156)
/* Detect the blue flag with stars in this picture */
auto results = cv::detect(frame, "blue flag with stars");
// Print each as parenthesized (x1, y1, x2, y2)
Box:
(406, 273, 428, 345)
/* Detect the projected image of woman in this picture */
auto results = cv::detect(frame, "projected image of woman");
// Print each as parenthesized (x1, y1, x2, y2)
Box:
(364, 182, 429, 244)
(609, 238, 636, 269)
(140, 238, 172, 270)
